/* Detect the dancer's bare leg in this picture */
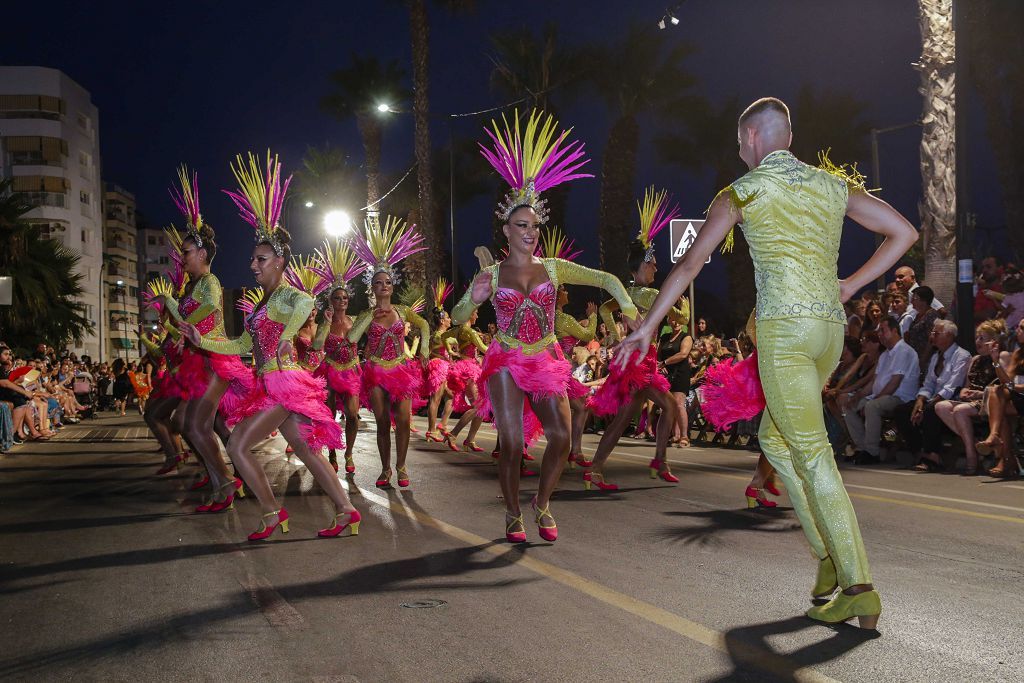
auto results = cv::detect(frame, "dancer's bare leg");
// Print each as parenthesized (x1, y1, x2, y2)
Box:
(528, 393, 571, 511)
(488, 371, 526, 513)
(642, 388, 680, 473)
(226, 405, 289, 516)
(278, 412, 356, 515)
(591, 395, 645, 475)
(368, 386, 393, 475)
(144, 395, 182, 466)
(182, 374, 232, 490)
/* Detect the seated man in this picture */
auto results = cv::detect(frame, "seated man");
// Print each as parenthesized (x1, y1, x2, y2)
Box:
(844, 316, 921, 464)
(893, 320, 971, 470)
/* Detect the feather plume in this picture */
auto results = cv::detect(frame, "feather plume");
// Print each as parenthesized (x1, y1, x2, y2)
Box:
(539, 226, 582, 261)
(636, 186, 681, 249)
(285, 254, 329, 296)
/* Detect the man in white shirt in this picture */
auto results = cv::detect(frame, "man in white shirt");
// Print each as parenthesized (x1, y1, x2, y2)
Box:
(894, 320, 971, 470)
(844, 316, 921, 464)
(894, 266, 944, 316)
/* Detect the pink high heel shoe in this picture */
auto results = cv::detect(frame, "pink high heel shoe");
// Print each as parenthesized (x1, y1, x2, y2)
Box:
(649, 458, 679, 483)
(505, 512, 527, 543)
(248, 509, 289, 541)
(583, 471, 618, 491)
(318, 509, 361, 538)
(531, 496, 557, 542)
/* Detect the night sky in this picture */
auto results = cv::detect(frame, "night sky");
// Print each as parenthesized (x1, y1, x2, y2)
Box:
(2, 1, 1004, 303)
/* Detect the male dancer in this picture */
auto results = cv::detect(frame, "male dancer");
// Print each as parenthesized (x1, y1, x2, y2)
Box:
(615, 97, 917, 629)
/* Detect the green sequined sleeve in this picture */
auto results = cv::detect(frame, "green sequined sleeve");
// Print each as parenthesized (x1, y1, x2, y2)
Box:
(196, 329, 252, 356)
(555, 310, 597, 342)
(400, 305, 430, 359)
(274, 287, 314, 344)
(452, 265, 498, 324)
(311, 316, 330, 351)
(162, 320, 181, 340)
(599, 302, 620, 344)
(551, 258, 638, 321)
(141, 335, 162, 358)
(347, 310, 372, 344)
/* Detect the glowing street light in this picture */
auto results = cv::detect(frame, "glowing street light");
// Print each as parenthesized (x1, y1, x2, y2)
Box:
(377, 103, 392, 113)
(304, 200, 315, 208)
(323, 210, 353, 237)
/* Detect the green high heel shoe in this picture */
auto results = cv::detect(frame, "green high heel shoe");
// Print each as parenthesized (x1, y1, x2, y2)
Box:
(806, 589, 881, 630)
(812, 556, 838, 599)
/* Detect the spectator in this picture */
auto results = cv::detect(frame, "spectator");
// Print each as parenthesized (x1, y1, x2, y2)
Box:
(824, 335, 869, 444)
(659, 315, 693, 447)
(933, 319, 1008, 475)
(888, 291, 913, 335)
(111, 358, 132, 417)
(987, 269, 1024, 332)
(894, 265, 945, 313)
(894, 320, 971, 472)
(904, 286, 939, 373)
(0, 345, 50, 443)
(862, 300, 885, 333)
(694, 317, 709, 337)
(975, 317, 1024, 478)
(844, 317, 921, 464)
(973, 255, 1004, 322)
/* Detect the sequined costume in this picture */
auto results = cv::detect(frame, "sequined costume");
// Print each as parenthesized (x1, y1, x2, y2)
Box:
(312, 322, 362, 400)
(349, 305, 429, 407)
(556, 310, 597, 401)
(426, 329, 458, 396)
(293, 334, 322, 373)
(453, 258, 636, 445)
(718, 149, 871, 588)
(165, 272, 254, 415)
(588, 287, 685, 417)
(143, 322, 186, 401)
(194, 284, 343, 450)
(445, 323, 488, 413)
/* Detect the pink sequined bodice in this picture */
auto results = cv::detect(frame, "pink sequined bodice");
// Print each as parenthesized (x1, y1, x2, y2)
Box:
(180, 295, 217, 335)
(245, 306, 287, 372)
(367, 316, 406, 362)
(294, 336, 322, 369)
(324, 333, 357, 365)
(494, 281, 556, 345)
(558, 336, 577, 357)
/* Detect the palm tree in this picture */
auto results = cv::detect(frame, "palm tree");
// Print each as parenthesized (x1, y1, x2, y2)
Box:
(915, 0, 956, 306)
(293, 144, 365, 214)
(0, 179, 92, 351)
(321, 54, 410, 213)
(585, 25, 698, 282)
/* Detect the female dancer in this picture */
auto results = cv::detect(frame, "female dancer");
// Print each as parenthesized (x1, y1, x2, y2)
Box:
(161, 168, 253, 512)
(423, 278, 458, 443)
(441, 307, 488, 453)
(186, 150, 360, 540)
(310, 238, 366, 474)
(285, 255, 328, 372)
(141, 288, 189, 475)
(455, 108, 636, 542)
(542, 227, 599, 469)
(586, 187, 687, 490)
(347, 216, 428, 489)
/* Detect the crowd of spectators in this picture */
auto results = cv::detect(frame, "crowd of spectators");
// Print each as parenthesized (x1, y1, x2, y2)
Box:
(0, 342, 156, 453)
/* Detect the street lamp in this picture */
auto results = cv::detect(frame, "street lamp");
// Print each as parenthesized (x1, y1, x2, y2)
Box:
(377, 103, 392, 113)
(304, 201, 315, 208)
(323, 210, 353, 237)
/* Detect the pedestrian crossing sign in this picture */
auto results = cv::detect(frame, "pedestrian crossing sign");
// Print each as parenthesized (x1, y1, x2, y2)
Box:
(669, 219, 710, 264)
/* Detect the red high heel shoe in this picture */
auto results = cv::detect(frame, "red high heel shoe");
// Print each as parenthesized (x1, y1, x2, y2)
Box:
(375, 469, 393, 488)
(424, 431, 444, 443)
(583, 471, 618, 491)
(195, 482, 236, 513)
(438, 426, 451, 437)
(248, 509, 289, 541)
(318, 509, 361, 537)
(409, 424, 420, 434)
(397, 466, 410, 488)
(764, 480, 781, 496)
(520, 462, 538, 477)
(329, 459, 339, 472)
(155, 455, 182, 475)
(443, 434, 460, 452)
(285, 444, 294, 454)
(745, 486, 777, 508)
(463, 440, 484, 452)
(649, 458, 679, 483)
(531, 496, 558, 542)
(233, 477, 246, 499)
(522, 450, 535, 461)
(491, 449, 500, 460)
(344, 455, 355, 474)
(189, 475, 210, 491)
(505, 512, 527, 543)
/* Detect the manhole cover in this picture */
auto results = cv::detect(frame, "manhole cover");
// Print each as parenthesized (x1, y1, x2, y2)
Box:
(400, 599, 448, 609)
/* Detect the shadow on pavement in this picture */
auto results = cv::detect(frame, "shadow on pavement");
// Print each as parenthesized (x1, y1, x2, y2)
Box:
(0, 542, 532, 678)
(0, 511, 191, 536)
(707, 615, 879, 682)
(653, 509, 803, 547)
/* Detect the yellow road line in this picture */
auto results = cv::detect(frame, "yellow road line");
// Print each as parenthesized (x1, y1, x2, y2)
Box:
(418, 421, 1024, 525)
(358, 486, 841, 683)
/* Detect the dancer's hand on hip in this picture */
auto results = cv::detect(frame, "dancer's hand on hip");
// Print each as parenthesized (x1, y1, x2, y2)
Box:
(838, 279, 856, 304)
(276, 339, 293, 370)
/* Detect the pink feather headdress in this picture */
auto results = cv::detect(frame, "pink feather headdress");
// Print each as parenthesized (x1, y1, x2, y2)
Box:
(636, 186, 681, 263)
(236, 287, 264, 316)
(284, 254, 330, 297)
(430, 277, 454, 312)
(479, 108, 593, 224)
(223, 151, 292, 257)
(168, 166, 208, 250)
(348, 215, 426, 287)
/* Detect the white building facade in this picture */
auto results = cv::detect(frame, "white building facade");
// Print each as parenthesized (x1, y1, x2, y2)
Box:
(0, 67, 104, 360)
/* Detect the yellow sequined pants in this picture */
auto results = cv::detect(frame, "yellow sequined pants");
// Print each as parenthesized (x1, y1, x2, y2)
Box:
(757, 317, 872, 588)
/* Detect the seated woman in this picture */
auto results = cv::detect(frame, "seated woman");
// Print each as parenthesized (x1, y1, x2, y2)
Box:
(929, 319, 1008, 474)
(975, 318, 1024, 478)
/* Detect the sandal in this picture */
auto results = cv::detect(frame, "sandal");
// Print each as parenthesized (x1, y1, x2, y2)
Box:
(912, 458, 944, 473)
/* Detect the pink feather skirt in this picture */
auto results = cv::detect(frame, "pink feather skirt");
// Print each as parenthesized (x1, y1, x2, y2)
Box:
(476, 343, 571, 447)
(425, 358, 452, 396)
(316, 363, 362, 401)
(447, 358, 482, 412)
(360, 359, 425, 407)
(587, 345, 670, 417)
(228, 368, 343, 450)
(700, 352, 765, 431)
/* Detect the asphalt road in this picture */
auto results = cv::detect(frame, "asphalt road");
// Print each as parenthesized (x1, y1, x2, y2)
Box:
(1, 413, 1021, 682)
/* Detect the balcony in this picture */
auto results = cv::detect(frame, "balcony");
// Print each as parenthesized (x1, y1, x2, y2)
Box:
(20, 191, 67, 209)
(8, 151, 66, 168)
